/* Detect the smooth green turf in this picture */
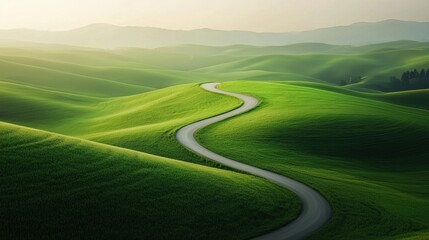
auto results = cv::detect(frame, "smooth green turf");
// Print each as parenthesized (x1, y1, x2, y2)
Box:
(0, 121, 300, 240)
(373, 89, 429, 110)
(74, 83, 243, 167)
(1, 77, 428, 239)
(1, 40, 429, 240)
(198, 81, 429, 240)
(0, 79, 243, 167)
(0, 80, 100, 127)
(278, 81, 429, 111)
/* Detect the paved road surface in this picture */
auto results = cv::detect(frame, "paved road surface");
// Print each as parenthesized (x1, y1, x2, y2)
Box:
(176, 83, 332, 240)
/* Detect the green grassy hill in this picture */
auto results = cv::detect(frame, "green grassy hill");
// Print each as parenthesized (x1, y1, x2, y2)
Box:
(4, 79, 427, 239)
(0, 58, 151, 97)
(1, 40, 429, 239)
(198, 81, 429, 240)
(0, 55, 218, 96)
(0, 81, 99, 127)
(0, 45, 236, 71)
(2, 41, 429, 93)
(0, 121, 299, 240)
(66, 83, 243, 167)
(193, 48, 429, 91)
(157, 41, 429, 56)
(374, 89, 429, 110)
(0, 81, 242, 165)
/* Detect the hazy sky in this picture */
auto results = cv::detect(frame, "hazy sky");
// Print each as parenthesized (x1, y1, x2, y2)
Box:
(1, 0, 429, 32)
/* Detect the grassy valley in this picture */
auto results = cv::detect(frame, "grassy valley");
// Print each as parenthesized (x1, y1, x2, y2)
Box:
(1, 38, 428, 239)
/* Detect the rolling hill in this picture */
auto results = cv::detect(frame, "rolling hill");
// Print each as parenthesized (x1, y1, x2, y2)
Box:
(0, 121, 299, 239)
(0, 81, 243, 167)
(157, 41, 429, 56)
(2, 76, 428, 239)
(0, 46, 221, 97)
(198, 81, 429, 240)
(2, 40, 429, 93)
(1, 37, 429, 240)
(192, 47, 429, 91)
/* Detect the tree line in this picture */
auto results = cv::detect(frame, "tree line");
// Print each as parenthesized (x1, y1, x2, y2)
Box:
(390, 68, 429, 91)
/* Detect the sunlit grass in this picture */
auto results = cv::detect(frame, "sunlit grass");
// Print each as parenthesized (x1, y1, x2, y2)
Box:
(0, 121, 299, 239)
(198, 81, 429, 239)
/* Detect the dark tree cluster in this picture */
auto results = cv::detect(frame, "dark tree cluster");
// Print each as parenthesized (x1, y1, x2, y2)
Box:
(390, 68, 429, 91)
(339, 75, 364, 86)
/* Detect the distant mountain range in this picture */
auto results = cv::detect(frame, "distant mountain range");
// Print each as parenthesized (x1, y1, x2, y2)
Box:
(1, 20, 429, 48)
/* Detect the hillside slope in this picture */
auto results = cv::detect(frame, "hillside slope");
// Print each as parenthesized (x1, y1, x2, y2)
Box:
(0, 82, 243, 166)
(0, 80, 100, 127)
(198, 81, 429, 240)
(2, 41, 429, 93)
(194, 48, 429, 91)
(0, 121, 299, 239)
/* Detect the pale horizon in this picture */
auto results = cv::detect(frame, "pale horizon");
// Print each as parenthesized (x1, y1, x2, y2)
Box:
(3, 19, 427, 33)
(1, 0, 429, 32)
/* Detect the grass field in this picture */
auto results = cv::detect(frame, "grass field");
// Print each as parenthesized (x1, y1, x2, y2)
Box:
(2, 41, 429, 93)
(1, 40, 429, 239)
(198, 81, 429, 239)
(0, 121, 300, 239)
(0, 81, 243, 166)
(193, 48, 429, 91)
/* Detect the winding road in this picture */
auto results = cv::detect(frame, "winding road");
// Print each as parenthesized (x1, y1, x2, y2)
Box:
(176, 83, 332, 240)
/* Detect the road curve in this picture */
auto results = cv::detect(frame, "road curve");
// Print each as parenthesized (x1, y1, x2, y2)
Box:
(176, 83, 332, 240)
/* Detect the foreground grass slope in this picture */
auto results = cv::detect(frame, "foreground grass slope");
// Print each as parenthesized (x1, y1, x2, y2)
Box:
(0, 121, 299, 240)
(198, 81, 429, 240)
